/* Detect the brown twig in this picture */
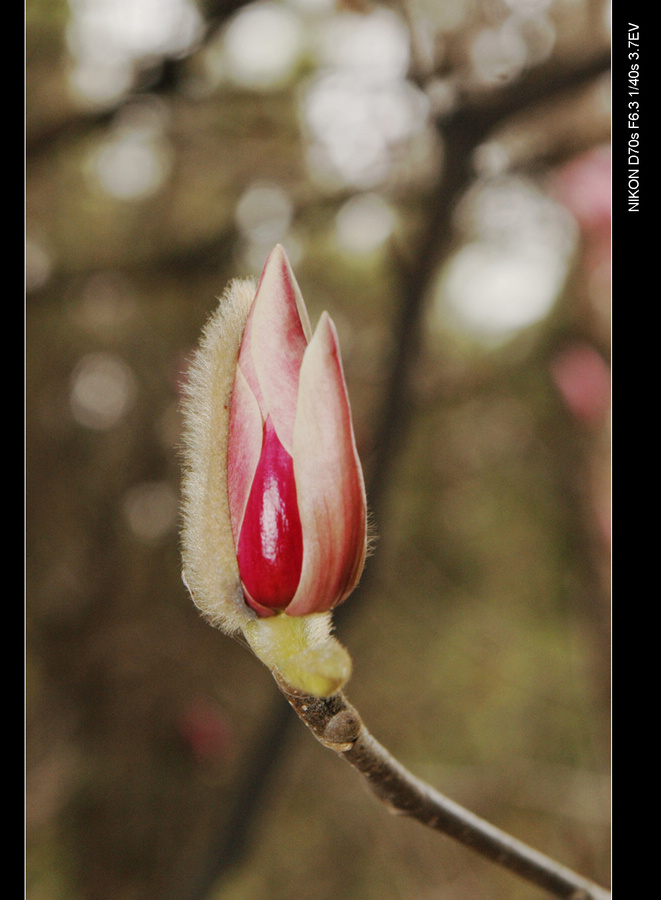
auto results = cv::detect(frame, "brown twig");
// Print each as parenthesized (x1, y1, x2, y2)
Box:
(278, 679, 611, 900)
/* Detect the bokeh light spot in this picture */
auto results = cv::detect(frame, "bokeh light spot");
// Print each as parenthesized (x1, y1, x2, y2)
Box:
(442, 242, 565, 338)
(335, 193, 395, 256)
(70, 352, 136, 430)
(91, 126, 172, 200)
(314, 7, 410, 81)
(67, 0, 203, 104)
(124, 480, 179, 543)
(435, 177, 577, 343)
(223, 1, 305, 90)
(235, 183, 294, 246)
(469, 25, 528, 84)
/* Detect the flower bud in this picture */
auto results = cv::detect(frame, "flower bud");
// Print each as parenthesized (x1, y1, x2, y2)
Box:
(180, 245, 366, 696)
(228, 245, 367, 617)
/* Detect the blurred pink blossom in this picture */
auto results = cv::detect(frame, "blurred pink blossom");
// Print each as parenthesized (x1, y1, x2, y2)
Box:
(554, 146, 611, 234)
(550, 341, 610, 425)
(178, 700, 233, 764)
(554, 147, 611, 280)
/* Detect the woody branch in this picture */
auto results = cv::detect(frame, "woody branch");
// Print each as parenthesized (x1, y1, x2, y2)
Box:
(278, 678, 611, 900)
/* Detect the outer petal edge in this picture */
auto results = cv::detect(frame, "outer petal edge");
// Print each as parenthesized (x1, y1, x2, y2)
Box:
(287, 312, 367, 616)
(250, 245, 310, 454)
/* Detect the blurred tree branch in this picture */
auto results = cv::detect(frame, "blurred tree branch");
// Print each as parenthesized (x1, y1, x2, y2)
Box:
(358, 43, 610, 528)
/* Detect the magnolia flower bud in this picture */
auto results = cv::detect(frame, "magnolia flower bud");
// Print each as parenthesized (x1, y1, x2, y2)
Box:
(228, 245, 367, 617)
(180, 245, 367, 696)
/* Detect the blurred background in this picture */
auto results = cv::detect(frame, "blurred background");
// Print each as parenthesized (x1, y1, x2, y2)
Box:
(26, 0, 611, 898)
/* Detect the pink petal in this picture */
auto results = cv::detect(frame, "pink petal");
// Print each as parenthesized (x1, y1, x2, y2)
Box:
(287, 312, 367, 616)
(235, 307, 265, 413)
(227, 366, 264, 542)
(237, 416, 304, 613)
(249, 245, 311, 454)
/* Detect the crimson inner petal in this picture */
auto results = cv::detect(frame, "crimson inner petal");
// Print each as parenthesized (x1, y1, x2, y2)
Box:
(237, 416, 303, 610)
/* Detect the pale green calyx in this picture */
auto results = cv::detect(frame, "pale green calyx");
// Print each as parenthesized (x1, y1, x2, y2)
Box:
(243, 611, 352, 697)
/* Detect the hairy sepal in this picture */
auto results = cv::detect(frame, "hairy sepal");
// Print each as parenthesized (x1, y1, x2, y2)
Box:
(179, 278, 258, 635)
